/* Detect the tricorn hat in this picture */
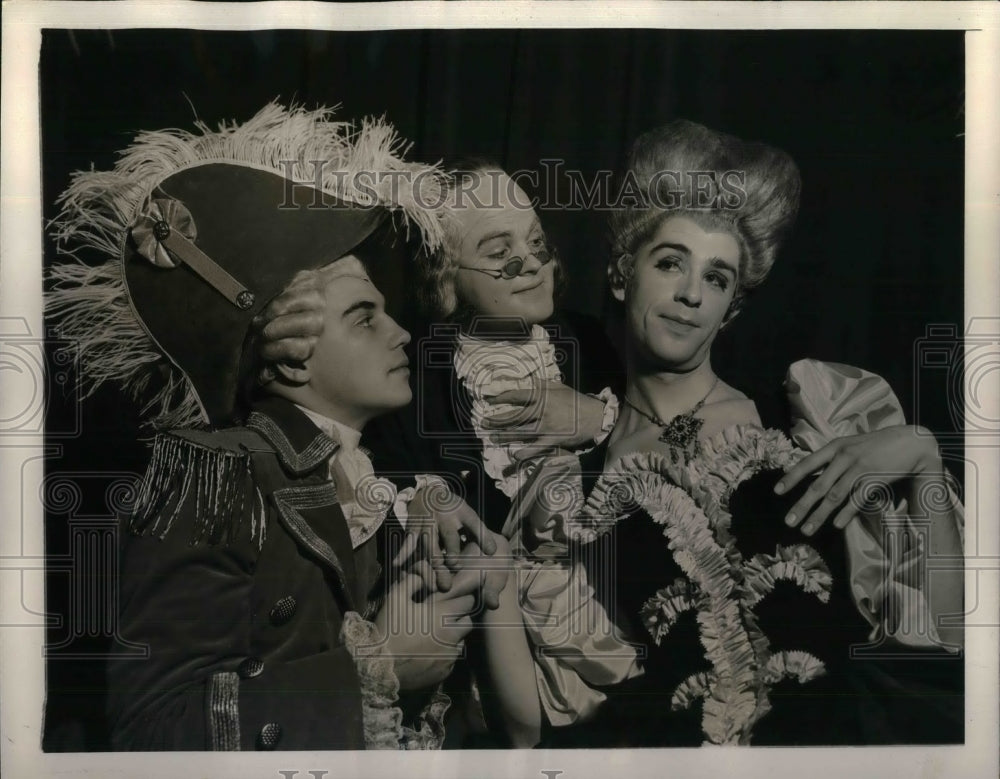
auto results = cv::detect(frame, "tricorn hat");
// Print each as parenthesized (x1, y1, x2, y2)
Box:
(47, 103, 448, 428)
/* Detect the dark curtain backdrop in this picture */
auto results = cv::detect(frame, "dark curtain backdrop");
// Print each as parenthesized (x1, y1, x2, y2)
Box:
(39, 28, 964, 750)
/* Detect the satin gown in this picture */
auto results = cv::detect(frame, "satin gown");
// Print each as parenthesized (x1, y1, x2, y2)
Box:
(535, 360, 964, 746)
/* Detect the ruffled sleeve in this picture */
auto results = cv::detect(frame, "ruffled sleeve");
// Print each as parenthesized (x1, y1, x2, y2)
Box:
(784, 359, 964, 649)
(454, 325, 563, 499)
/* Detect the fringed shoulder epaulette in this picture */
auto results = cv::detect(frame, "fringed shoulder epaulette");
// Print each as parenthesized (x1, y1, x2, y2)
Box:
(130, 427, 271, 549)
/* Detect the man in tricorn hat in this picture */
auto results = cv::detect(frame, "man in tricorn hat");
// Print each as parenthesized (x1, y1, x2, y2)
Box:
(47, 103, 501, 750)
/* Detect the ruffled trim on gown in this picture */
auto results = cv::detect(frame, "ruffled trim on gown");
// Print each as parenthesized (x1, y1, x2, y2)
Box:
(547, 359, 961, 745)
(569, 423, 851, 744)
(576, 449, 787, 744)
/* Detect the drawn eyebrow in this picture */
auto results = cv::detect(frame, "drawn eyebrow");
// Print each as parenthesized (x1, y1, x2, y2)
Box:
(651, 244, 738, 276)
(708, 257, 739, 276)
(649, 241, 691, 255)
(341, 300, 376, 319)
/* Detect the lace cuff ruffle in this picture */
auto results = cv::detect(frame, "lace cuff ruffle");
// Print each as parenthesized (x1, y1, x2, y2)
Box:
(571, 387, 620, 454)
(596, 388, 620, 443)
(341, 611, 452, 750)
(392, 474, 452, 528)
(400, 688, 452, 749)
(340, 611, 403, 750)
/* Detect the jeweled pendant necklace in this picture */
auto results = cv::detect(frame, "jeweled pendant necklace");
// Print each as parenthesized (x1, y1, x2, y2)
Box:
(623, 376, 720, 460)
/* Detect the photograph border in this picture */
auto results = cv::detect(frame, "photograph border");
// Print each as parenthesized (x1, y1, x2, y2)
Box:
(3, 2, 998, 778)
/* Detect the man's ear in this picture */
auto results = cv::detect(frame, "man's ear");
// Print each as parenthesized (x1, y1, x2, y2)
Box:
(272, 360, 311, 386)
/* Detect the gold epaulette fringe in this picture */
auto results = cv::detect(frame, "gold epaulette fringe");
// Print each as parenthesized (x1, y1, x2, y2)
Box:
(130, 430, 266, 549)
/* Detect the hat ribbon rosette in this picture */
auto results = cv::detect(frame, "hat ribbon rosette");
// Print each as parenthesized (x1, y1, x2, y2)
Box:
(131, 197, 256, 310)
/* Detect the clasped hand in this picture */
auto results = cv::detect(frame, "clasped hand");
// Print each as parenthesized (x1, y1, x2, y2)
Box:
(386, 487, 513, 689)
(392, 483, 508, 610)
(375, 567, 483, 690)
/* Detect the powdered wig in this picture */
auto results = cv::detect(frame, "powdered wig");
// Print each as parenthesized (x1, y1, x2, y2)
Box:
(417, 157, 563, 320)
(609, 120, 801, 299)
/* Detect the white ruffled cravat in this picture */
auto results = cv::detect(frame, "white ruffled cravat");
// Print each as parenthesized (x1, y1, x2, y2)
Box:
(296, 405, 396, 549)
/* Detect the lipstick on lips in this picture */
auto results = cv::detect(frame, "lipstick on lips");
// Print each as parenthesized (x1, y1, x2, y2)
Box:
(659, 313, 699, 334)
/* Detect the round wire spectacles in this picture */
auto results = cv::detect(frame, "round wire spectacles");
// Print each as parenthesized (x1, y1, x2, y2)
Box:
(457, 246, 555, 280)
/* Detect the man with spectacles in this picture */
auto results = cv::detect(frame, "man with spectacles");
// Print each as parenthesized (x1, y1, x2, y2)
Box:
(457, 245, 554, 280)
(258, 160, 632, 748)
(365, 159, 630, 746)
(367, 158, 622, 529)
(445, 163, 559, 329)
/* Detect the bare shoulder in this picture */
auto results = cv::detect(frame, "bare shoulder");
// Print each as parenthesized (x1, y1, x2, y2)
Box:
(700, 381, 761, 433)
(712, 379, 752, 404)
